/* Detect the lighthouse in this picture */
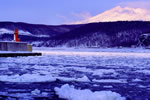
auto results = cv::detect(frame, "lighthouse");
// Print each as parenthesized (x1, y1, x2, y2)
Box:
(14, 28, 20, 42)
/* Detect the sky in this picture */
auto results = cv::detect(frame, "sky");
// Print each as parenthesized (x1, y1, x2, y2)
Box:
(0, 0, 149, 25)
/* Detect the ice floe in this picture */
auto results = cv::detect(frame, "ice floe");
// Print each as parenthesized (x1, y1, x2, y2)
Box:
(55, 84, 126, 100)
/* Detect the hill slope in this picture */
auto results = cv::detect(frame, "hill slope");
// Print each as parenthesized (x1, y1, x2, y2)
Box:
(45, 21, 150, 47)
(0, 22, 80, 46)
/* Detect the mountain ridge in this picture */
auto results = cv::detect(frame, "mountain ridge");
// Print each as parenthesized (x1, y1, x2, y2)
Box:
(46, 21, 150, 47)
(0, 21, 81, 45)
(0, 21, 150, 47)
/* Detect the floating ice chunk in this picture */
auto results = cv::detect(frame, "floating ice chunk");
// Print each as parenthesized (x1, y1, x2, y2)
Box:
(31, 89, 41, 95)
(76, 76, 91, 82)
(103, 86, 113, 88)
(138, 85, 146, 88)
(55, 84, 126, 100)
(92, 69, 117, 76)
(56, 76, 90, 82)
(56, 77, 76, 82)
(93, 84, 99, 87)
(0, 74, 56, 82)
(132, 78, 142, 82)
(137, 70, 150, 75)
(41, 92, 49, 96)
(92, 79, 127, 83)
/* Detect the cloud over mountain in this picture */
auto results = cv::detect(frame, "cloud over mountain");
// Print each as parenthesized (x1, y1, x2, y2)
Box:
(74, 6, 150, 24)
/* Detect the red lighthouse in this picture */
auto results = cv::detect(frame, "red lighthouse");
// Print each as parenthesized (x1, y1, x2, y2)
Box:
(14, 28, 20, 42)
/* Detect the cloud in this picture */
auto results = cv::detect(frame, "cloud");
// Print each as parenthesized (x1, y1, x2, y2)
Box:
(57, 12, 91, 24)
(56, 14, 73, 24)
(71, 12, 91, 20)
(72, 6, 150, 24)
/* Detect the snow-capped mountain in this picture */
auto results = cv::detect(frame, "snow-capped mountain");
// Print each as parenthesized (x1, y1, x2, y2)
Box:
(75, 6, 150, 24)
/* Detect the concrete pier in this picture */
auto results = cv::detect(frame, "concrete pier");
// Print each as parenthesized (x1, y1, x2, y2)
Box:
(0, 41, 42, 57)
(0, 41, 28, 51)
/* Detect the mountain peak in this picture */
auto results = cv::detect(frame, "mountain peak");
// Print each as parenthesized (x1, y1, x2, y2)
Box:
(74, 6, 150, 24)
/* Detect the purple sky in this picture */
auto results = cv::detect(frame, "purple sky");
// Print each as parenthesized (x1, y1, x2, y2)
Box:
(0, 0, 148, 25)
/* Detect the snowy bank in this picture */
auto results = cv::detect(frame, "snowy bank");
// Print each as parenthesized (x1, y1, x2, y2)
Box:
(33, 47, 150, 58)
(55, 84, 126, 100)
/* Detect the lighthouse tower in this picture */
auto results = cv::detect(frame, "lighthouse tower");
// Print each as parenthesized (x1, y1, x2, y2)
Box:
(14, 28, 20, 42)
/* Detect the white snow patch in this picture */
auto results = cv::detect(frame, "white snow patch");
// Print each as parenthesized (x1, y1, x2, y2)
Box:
(0, 28, 13, 34)
(55, 84, 126, 100)
(19, 30, 32, 35)
(0, 28, 49, 37)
